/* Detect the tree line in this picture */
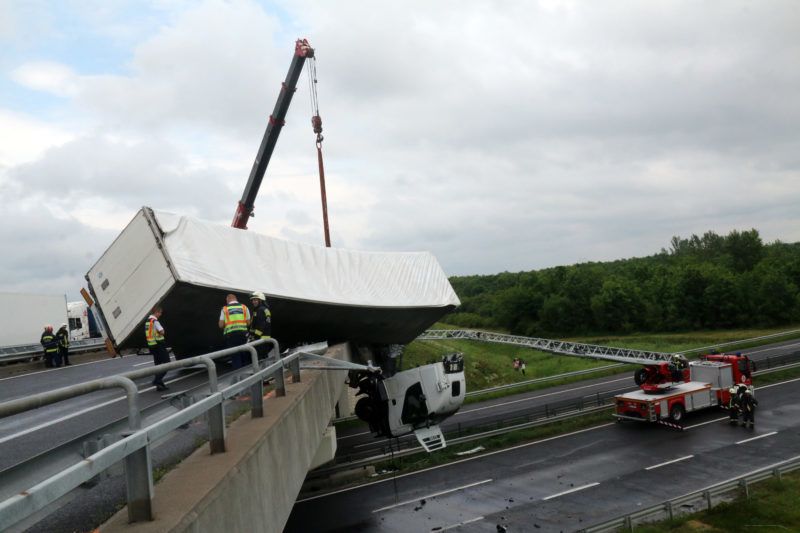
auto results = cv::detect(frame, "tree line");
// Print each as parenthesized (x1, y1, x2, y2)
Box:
(447, 229, 800, 336)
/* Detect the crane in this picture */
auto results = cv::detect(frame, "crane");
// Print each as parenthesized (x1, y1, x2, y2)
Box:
(231, 39, 315, 230)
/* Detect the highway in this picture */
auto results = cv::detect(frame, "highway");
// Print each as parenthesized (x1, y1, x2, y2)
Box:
(287, 376, 800, 532)
(334, 338, 800, 459)
(0, 337, 798, 531)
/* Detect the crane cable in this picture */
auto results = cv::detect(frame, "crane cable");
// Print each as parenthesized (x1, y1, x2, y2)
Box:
(307, 57, 331, 247)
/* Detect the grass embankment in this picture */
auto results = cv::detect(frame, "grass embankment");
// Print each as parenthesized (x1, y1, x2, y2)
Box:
(635, 470, 800, 532)
(402, 324, 800, 403)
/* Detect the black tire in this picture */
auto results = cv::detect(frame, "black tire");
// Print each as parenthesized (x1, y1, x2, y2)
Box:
(634, 368, 648, 386)
(355, 397, 374, 423)
(670, 403, 685, 422)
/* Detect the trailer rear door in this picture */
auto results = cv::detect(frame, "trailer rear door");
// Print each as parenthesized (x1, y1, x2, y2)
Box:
(87, 209, 175, 348)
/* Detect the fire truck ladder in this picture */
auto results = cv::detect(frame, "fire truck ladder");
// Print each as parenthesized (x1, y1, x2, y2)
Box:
(417, 329, 673, 365)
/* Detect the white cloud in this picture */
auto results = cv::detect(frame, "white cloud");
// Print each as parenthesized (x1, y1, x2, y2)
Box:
(1, 0, 799, 299)
(0, 109, 74, 167)
(11, 61, 80, 97)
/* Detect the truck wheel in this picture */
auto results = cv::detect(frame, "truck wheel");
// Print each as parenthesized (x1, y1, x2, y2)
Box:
(355, 397, 374, 423)
(670, 403, 685, 422)
(634, 368, 648, 386)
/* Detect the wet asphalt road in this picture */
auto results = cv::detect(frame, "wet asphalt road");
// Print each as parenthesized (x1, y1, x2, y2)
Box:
(288, 375, 800, 532)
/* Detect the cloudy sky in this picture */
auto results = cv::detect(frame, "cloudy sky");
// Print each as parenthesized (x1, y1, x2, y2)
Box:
(1, 0, 798, 300)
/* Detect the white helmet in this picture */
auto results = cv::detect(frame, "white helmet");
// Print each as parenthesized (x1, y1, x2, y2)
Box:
(250, 291, 266, 301)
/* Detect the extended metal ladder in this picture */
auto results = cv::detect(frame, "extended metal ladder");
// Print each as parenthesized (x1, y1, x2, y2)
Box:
(417, 329, 673, 365)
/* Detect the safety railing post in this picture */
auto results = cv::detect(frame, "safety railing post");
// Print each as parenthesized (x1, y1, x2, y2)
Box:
(208, 400, 226, 454)
(273, 361, 286, 396)
(291, 356, 301, 383)
(125, 446, 154, 522)
(245, 346, 264, 418)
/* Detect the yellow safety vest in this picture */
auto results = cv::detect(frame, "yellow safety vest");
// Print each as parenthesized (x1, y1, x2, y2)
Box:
(223, 304, 249, 335)
(145, 317, 165, 346)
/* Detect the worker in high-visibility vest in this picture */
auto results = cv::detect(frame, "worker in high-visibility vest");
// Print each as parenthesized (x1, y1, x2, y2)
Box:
(56, 323, 71, 366)
(219, 293, 251, 369)
(145, 306, 169, 391)
(40, 325, 59, 367)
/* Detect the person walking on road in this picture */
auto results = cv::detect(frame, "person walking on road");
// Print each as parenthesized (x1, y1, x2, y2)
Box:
(40, 325, 60, 367)
(56, 323, 71, 366)
(219, 294, 251, 369)
(145, 306, 170, 391)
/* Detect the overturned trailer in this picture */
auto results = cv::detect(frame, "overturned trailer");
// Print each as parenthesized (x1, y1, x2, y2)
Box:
(86, 208, 460, 357)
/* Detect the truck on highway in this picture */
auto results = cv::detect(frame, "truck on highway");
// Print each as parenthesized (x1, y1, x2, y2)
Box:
(67, 301, 104, 341)
(614, 353, 755, 425)
(0, 291, 68, 347)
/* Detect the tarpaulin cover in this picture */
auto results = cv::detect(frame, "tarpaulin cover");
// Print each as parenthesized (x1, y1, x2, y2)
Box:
(153, 210, 460, 310)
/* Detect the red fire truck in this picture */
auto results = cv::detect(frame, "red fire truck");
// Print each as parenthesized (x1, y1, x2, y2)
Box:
(614, 353, 755, 425)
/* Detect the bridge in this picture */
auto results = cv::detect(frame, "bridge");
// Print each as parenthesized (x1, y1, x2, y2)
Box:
(0, 339, 354, 533)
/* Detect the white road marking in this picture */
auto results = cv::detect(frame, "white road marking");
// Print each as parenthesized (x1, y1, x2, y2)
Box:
(337, 430, 370, 440)
(684, 416, 728, 429)
(542, 482, 599, 500)
(747, 341, 800, 355)
(371, 479, 492, 513)
(759, 376, 800, 389)
(0, 371, 202, 445)
(645, 455, 694, 470)
(456, 377, 633, 415)
(133, 362, 152, 367)
(440, 516, 485, 531)
(296, 423, 615, 503)
(0, 356, 132, 382)
(736, 431, 777, 445)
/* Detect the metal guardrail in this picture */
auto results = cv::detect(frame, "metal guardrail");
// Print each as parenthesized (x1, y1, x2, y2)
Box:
(578, 455, 800, 532)
(0, 337, 106, 363)
(0, 337, 320, 531)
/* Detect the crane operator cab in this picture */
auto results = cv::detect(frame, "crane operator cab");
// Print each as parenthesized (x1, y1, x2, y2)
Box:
(350, 352, 466, 452)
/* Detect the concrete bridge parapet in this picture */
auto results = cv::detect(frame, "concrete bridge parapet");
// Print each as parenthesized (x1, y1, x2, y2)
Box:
(101, 343, 351, 533)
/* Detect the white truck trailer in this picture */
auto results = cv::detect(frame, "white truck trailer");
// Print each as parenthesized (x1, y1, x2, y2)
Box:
(0, 291, 68, 347)
(86, 207, 460, 357)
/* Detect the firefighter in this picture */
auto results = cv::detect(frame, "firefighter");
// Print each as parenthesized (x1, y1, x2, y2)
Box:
(219, 293, 251, 369)
(145, 306, 169, 391)
(728, 385, 740, 423)
(248, 291, 272, 358)
(56, 323, 71, 366)
(40, 325, 60, 367)
(740, 389, 758, 428)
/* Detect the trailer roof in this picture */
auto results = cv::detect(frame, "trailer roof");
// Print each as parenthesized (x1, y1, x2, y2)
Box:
(152, 209, 460, 310)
